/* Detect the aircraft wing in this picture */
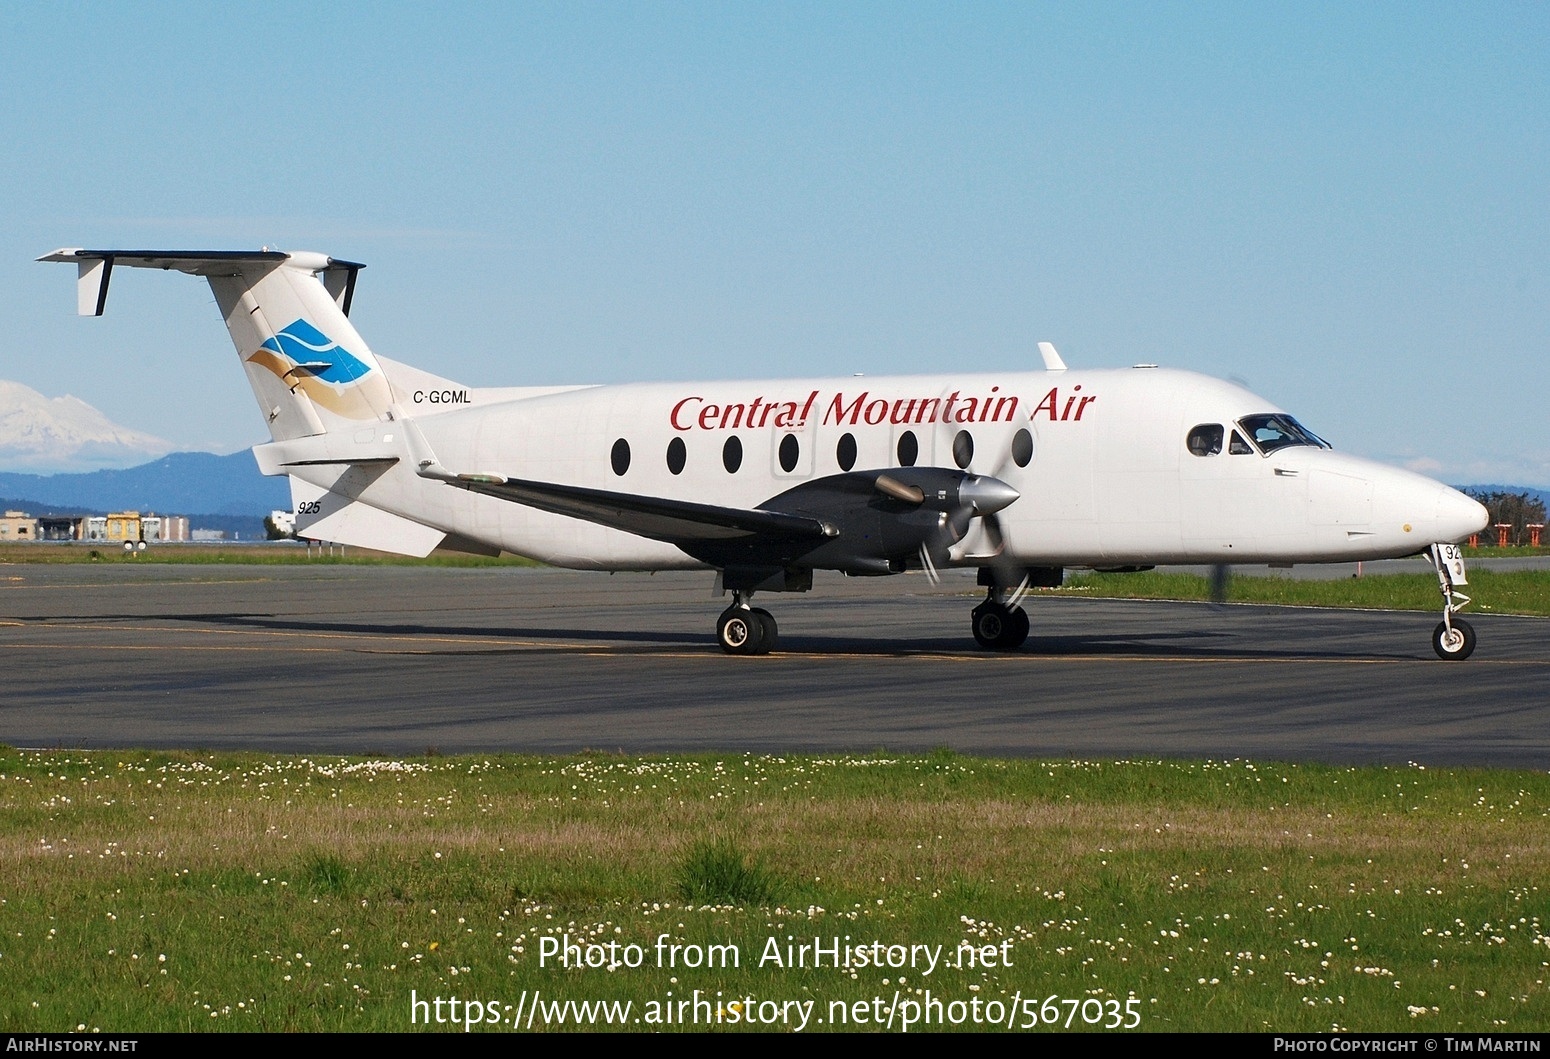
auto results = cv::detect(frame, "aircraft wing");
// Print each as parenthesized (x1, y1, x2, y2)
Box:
(452, 476, 837, 544)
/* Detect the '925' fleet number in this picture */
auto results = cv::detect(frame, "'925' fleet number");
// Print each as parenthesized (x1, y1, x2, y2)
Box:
(296, 501, 323, 515)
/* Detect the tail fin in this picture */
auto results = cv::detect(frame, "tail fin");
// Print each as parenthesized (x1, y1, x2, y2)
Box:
(39, 248, 393, 441)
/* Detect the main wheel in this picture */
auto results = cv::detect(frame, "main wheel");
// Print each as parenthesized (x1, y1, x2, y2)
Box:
(972, 602, 1029, 651)
(751, 608, 778, 653)
(1003, 605, 1030, 649)
(717, 606, 767, 656)
(1432, 619, 1476, 660)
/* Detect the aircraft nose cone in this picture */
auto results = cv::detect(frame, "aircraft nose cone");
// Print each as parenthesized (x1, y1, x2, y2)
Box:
(961, 475, 1020, 516)
(1436, 485, 1489, 542)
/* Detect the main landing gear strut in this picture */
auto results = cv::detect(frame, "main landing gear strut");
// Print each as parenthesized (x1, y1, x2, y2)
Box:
(717, 593, 778, 656)
(1426, 542, 1476, 660)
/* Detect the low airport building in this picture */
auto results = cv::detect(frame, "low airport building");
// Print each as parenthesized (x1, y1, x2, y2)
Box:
(0, 511, 38, 540)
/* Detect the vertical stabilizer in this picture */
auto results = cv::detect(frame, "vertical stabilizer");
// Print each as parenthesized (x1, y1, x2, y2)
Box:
(39, 249, 392, 441)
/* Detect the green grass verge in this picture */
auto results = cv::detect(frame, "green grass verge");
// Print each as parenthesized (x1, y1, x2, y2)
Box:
(5, 543, 1549, 619)
(1463, 546, 1550, 559)
(1, 749, 1545, 1032)
(1061, 569, 1550, 617)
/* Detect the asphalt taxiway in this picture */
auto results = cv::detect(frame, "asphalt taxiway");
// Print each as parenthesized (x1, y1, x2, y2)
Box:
(3, 564, 1546, 767)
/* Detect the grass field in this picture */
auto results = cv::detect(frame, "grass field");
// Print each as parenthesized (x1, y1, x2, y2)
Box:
(1, 748, 1545, 1033)
(1061, 569, 1550, 618)
(3, 543, 1549, 620)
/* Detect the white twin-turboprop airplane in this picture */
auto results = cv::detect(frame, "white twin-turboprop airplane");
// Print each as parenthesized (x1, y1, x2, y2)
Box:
(43, 248, 1489, 658)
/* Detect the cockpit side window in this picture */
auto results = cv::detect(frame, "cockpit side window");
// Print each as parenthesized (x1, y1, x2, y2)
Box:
(1236, 414, 1330, 453)
(1186, 424, 1223, 457)
(1229, 430, 1253, 455)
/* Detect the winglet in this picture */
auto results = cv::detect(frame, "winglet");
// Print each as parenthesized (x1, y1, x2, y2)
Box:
(38, 249, 110, 316)
(1038, 341, 1067, 371)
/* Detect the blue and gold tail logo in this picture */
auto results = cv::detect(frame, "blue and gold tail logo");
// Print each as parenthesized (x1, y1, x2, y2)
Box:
(259, 319, 372, 383)
(246, 318, 386, 420)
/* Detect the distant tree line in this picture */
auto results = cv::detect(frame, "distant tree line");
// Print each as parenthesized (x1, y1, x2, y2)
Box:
(263, 515, 297, 541)
(1464, 490, 1547, 545)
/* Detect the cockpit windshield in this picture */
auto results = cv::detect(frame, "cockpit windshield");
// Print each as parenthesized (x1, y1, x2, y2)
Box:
(1236, 414, 1330, 453)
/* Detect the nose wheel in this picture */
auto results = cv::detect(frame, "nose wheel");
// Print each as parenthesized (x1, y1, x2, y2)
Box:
(717, 596, 778, 655)
(1426, 543, 1477, 661)
(1432, 619, 1476, 660)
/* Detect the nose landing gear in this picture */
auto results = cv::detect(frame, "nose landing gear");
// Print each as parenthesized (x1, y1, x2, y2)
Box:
(1427, 542, 1476, 661)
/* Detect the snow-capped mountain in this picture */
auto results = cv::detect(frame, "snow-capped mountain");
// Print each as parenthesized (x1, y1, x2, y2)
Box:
(0, 379, 173, 473)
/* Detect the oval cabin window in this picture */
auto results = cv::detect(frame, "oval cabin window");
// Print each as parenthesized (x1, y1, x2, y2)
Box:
(896, 430, 918, 467)
(778, 433, 800, 472)
(1012, 428, 1034, 467)
(836, 432, 857, 471)
(952, 430, 974, 468)
(610, 438, 631, 476)
(666, 436, 686, 475)
(722, 435, 743, 473)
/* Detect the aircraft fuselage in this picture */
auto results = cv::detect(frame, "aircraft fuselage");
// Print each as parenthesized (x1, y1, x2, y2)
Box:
(326, 365, 1483, 572)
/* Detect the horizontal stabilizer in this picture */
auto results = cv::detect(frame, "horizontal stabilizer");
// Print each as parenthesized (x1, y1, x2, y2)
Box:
(39, 248, 292, 271)
(279, 457, 399, 468)
(252, 435, 403, 477)
(289, 478, 445, 557)
(38, 248, 364, 316)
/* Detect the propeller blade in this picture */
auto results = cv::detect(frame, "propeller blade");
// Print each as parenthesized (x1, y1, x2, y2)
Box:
(946, 506, 1011, 564)
(950, 414, 1028, 561)
(918, 542, 941, 585)
(1003, 570, 1033, 610)
(966, 414, 1033, 577)
(1209, 563, 1231, 604)
(981, 513, 1006, 557)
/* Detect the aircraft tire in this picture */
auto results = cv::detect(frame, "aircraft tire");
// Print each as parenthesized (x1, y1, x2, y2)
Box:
(1432, 619, 1476, 660)
(752, 608, 778, 653)
(1004, 605, 1030, 649)
(718, 606, 767, 656)
(972, 602, 1029, 651)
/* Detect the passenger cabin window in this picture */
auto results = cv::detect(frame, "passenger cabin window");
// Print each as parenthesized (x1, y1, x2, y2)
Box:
(666, 436, 686, 475)
(952, 430, 974, 468)
(722, 435, 743, 473)
(610, 438, 631, 476)
(1186, 424, 1223, 457)
(778, 433, 800, 473)
(836, 432, 857, 472)
(1236, 414, 1329, 453)
(1011, 428, 1034, 467)
(896, 430, 918, 467)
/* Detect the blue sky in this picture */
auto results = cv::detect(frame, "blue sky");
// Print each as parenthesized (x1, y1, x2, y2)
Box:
(3, 2, 1546, 484)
